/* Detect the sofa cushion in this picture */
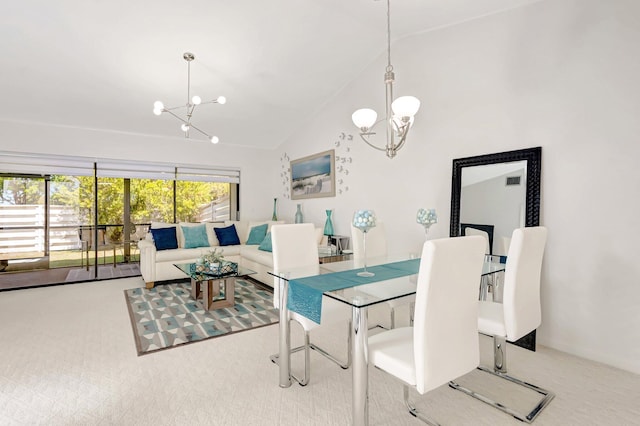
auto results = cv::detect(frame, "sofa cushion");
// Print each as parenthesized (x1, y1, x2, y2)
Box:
(181, 223, 209, 249)
(214, 225, 241, 246)
(258, 232, 273, 252)
(246, 223, 268, 245)
(241, 245, 274, 267)
(214, 245, 241, 257)
(156, 247, 205, 262)
(150, 227, 178, 251)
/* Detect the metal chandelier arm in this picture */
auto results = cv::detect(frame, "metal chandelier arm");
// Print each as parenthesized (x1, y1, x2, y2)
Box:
(153, 52, 224, 143)
(163, 109, 189, 125)
(162, 109, 212, 139)
(358, 133, 388, 152)
(350, 0, 420, 159)
(185, 122, 211, 139)
(358, 117, 393, 152)
(199, 98, 225, 106)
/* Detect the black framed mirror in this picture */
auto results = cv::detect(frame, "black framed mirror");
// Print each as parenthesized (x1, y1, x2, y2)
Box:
(450, 146, 541, 350)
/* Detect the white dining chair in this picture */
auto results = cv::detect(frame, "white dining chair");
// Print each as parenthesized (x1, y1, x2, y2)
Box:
(270, 223, 352, 386)
(368, 236, 486, 424)
(464, 226, 491, 254)
(350, 222, 416, 329)
(464, 226, 495, 301)
(450, 226, 554, 423)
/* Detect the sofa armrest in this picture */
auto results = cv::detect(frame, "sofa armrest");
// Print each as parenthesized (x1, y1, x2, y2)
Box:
(138, 239, 157, 284)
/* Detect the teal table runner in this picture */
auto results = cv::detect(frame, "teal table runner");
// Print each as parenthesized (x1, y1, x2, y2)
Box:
(287, 258, 420, 324)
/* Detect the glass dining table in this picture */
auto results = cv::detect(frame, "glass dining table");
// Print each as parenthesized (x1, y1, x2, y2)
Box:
(269, 254, 506, 426)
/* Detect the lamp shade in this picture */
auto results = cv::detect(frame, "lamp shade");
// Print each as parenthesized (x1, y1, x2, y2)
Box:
(391, 96, 420, 118)
(352, 109, 377, 129)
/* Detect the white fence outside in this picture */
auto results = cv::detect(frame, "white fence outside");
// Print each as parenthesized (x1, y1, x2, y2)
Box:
(197, 195, 230, 223)
(0, 205, 82, 258)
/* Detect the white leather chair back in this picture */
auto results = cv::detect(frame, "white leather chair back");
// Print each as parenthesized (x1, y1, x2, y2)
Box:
(413, 236, 486, 394)
(464, 227, 491, 255)
(350, 221, 387, 259)
(271, 223, 319, 309)
(502, 226, 547, 341)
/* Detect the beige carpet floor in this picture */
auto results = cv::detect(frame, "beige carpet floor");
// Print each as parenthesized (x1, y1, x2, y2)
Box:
(0, 277, 638, 425)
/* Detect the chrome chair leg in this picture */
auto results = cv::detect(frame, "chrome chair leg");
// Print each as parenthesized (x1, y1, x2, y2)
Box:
(370, 304, 414, 331)
(390, 307, 396, 329)
(449, 335, 555, 423)
(270, 341, 310, 386)
(310, 320, 352, 369)
(271, 321, 352, 386)
(409, 301, 415, 326)
(403, 385, 440, 426)
(493, 335, 507, 374)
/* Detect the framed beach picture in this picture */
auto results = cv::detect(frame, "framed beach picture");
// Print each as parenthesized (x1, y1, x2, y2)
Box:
(290, 149, 336, 200)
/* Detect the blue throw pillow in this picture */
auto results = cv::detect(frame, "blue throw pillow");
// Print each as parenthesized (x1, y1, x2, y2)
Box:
(246, 223, 268, 245)
(181, 224, 209, 249)
(214, 224, 241, 246)
(150, 227, 178, 251)
(258, 232, 272, 252)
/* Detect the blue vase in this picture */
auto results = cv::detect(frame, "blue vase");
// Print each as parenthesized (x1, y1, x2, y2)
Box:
(323, 210, 334, 236)
(295, 204, 304, 223)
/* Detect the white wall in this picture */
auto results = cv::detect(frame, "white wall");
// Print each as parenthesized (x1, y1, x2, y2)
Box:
(276, 0, 640, 374)
(0, 120, 280, 221)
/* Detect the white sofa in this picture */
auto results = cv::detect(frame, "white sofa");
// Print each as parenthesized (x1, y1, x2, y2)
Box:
(138, 220, 284, 289)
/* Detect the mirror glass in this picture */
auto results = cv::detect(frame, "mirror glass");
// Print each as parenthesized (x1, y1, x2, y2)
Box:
(460, 160, 527, 256)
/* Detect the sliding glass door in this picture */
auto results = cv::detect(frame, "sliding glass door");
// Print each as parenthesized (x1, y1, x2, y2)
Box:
(0, 153, 239, 290)
(0, 175, 47, 275)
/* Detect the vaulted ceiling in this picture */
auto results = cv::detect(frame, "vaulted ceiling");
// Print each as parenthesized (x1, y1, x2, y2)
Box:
(1, 0, 539, 150)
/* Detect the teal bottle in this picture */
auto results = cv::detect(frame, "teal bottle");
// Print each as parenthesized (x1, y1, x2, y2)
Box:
(323, 210, 334, 237)
(295, 204, 304, 223)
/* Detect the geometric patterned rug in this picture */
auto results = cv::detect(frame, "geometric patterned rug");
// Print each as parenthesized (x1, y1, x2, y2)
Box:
(124, 279, 278, 356)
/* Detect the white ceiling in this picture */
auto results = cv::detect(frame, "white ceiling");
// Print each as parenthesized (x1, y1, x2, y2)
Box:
(0, 0, 539, 150)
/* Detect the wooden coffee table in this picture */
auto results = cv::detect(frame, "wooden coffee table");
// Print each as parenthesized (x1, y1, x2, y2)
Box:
(174, 262, 256, 311)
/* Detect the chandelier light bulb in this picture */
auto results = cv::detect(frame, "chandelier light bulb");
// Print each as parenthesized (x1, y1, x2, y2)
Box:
(153, 108, 162, 116)
(216, 96, 227, 105)
(181, 123, 190, 132)
(191, 95, 201, 105)
(391, 96, 421, 118)
(352, 109, 377, 130)
(154, 101, 164, 110)
(210, 136, 219, 144)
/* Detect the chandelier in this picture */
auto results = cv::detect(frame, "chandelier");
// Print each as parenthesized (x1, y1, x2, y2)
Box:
(351, 0, 420, 159)
(153, 52, 226, 144)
